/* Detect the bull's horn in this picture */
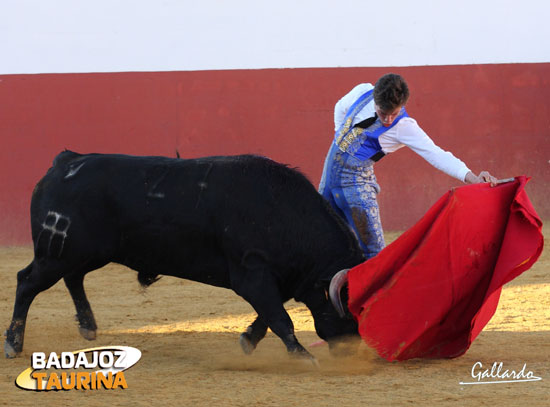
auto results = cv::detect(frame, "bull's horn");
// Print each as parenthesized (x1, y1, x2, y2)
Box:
(329, 269, 350, 318)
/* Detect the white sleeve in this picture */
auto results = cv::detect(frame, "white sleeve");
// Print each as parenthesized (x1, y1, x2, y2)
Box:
(394, 118, 471, 182)
(334, 83, 374, 131)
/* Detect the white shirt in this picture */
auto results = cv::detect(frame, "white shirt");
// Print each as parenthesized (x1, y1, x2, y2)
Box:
(334, 83, 471, 182)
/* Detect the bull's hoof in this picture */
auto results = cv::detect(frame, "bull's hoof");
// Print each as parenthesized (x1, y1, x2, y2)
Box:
(79, 327, 97, 341)
(290, 351, 320, 368)
(289, 349, 319, 368)
(4, 341, 20, 359)
(239, 333, 256, 355)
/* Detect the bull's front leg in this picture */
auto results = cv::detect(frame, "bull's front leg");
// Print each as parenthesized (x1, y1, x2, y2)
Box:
(239, 316, 268, 355)
(231, 267, 317, 365)
(260, 307, 315, 363)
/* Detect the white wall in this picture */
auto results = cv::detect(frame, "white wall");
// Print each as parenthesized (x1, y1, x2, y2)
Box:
(2, 0, 549, 74)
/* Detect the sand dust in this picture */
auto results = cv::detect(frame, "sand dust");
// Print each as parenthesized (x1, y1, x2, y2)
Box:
(1, 231, 549, 406)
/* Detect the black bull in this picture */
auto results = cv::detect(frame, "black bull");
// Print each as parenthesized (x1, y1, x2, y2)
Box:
(4, 151, 365, 361)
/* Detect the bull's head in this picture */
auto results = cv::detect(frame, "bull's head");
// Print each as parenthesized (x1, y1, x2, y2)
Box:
(308, 269, 360, 356)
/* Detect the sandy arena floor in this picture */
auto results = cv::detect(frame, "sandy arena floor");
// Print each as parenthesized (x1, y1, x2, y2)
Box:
(1, 231, 548, 406)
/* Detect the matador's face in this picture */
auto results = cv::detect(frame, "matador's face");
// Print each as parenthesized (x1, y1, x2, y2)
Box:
(375, 104, 402, 127)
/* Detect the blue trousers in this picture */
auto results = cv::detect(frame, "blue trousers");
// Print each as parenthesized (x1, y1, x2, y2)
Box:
(319, 142, 385, 259)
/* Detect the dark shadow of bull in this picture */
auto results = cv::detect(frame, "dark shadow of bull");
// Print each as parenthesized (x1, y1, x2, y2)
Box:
(4, 151, 364, 364)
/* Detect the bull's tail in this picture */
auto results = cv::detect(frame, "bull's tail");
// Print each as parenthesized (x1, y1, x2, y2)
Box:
(137, 271, 161, 287)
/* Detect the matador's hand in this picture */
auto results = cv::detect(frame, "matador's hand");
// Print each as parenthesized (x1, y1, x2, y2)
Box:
(465, 171, 498, 186)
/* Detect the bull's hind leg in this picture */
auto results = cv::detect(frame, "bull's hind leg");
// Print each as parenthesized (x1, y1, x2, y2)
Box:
(239, 317, 268, 355)
(64, 273, 97, 341)
(4, 260, 65, 358)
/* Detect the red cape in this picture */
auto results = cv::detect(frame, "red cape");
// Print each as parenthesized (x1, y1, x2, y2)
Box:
(347, 176, 543, 361)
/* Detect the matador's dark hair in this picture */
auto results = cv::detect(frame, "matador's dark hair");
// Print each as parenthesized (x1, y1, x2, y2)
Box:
(373, 73, 410, 112)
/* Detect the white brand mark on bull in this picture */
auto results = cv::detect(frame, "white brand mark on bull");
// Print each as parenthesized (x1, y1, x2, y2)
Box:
(459, 362, 542, 385)
(42, 211, 70, 238)
(64, 162, 85, 179)
(40, 211, 71, 257)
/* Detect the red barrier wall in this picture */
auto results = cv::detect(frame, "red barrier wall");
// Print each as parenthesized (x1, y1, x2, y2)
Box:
(1, 63, 548, 245)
